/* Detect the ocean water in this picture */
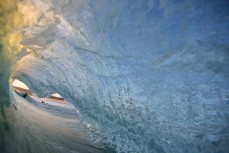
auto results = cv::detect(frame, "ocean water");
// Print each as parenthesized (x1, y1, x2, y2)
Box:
(10, 87, 112, 153)
(1, 0, 229, 153)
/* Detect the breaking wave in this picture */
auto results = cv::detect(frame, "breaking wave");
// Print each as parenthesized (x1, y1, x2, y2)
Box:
(7, 0, 229, 152)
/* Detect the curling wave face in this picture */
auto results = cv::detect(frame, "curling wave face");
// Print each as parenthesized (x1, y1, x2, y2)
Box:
(7, 0, 229, 152)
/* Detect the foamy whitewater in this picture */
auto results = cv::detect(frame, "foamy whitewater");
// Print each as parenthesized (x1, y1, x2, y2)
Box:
(7, 0, 229, 152)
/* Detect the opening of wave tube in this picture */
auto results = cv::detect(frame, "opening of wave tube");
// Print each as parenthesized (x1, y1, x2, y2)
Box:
(12, 79, 29, 90)
(12, 79, 64, 100)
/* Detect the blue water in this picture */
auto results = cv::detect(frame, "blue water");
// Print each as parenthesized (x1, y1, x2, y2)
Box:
(5, 0, 229, 152)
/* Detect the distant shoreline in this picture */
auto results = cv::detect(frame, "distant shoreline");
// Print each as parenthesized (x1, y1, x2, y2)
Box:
(12, 86, 66, 102)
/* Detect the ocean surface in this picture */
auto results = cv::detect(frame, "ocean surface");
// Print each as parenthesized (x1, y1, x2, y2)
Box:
(10, 87, 113, 153)
(0, 0, 229, 153)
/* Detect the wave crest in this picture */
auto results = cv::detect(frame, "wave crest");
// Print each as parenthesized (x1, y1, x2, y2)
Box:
(9, 0, 229, 153)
